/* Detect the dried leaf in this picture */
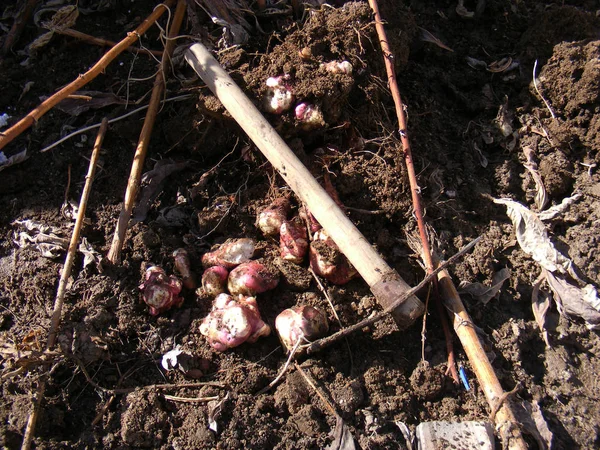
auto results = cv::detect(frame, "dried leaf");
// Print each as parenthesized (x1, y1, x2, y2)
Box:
(79, 238, 102, 270)
(545, 271, 600, 330)
(472, 141, 488, 168)
(28, 31, 55, 52)
(418, 27, 454, 52)
(514, 401, 554, 450)
(326, 415, 356, 450)
(13, 219, 68, 258)
(395, 421, 414, 450)
(460, 268, 511, 304)
(522, 146, 548, 211)
(207, 393, 229, 433)
(42, 5, 79, 31)
(0, 149, 28, 172)
(133, 160, 189, 222)
(55, 91, 126, 116)
(531, 274, 551, 346)
(466, 56, 487, 70)
(493, 198, 572, 274)
(487, 57, 513, 73)
(538, 193, 582, 221)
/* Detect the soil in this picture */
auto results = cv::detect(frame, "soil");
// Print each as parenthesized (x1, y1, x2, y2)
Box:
(1, 1, 600, 449)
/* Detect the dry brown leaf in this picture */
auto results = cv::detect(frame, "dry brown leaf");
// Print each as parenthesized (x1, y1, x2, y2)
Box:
(42, 5, 79, 31)
(326, 415, 356, 450)
(522, 145, 548, 211)
(418, 27, 454, 52)
(460, 268, 511, 304)
(55, 90, 126, 116)
(531, 273, 551, 346)
(545, 271, 600, 330)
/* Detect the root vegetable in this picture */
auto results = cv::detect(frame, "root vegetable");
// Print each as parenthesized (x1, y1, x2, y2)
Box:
(173, 248, 196, 289)
(200, 294, 271, 351)
(256, 197, 291, 236)
(295, 102, 325, 130)
(264, 75, 294, 114)
(139, 266, 184, 315)
(309, 229, 358, 285)
(201, 265, 229, 297)
(320, 60, 353, 75)
(228, 260, 279, 296)
(275, 305, 329, 351)
(299, 205, 322, 233)
(201, 238, 256, 269)
(280, 217, 308, 264)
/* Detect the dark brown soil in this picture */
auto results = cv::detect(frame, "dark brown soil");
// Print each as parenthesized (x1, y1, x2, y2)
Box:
(1, 1, 600, 449)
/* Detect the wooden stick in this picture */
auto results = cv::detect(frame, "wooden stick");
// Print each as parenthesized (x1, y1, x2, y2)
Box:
(305, 238, 480, 354)
(106, 0, 186, 264)
(56, 28, 164, 57)
(368, 0, 459, 384)
(0, 0, 175, 152)
(438, 271, 528, 450)
(185, 43, 425, 329)
(21, 118, 109, 450)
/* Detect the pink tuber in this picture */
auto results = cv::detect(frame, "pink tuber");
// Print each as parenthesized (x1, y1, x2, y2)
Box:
(173, 248, 196, 290)
(275, 305, 329, 351)
(199, 293, 271, 351)
(228, 260, 279, 296)
(299, 205, 322, 234)
(309, 229, 358, 285)
(256, 197, 291, 236)
(201, 265, 229, 297)
(201, 238, 256, 269)
(263, 75, 294, 114)
(280, 217, 308, 264)
(295, 102, 325, 130)
(320, 60, 353, 75)
(139, 266, 184, 315)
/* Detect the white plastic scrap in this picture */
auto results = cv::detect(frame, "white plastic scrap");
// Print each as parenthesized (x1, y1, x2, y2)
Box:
(0, 149, 28, 172)
(0, 113, 9, 128)
(161, 346, 183, 371)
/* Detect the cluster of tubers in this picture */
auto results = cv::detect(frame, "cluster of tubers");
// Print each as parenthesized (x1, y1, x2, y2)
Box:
(139, 196, 359, 352)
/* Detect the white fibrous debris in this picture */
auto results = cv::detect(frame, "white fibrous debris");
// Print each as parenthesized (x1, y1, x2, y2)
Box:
(320, 60, 353, 75)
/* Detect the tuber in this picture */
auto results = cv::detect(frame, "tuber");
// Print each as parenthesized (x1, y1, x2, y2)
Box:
(320, 60, 353, 75)
(139, 266, 184, 315)
(309, 229, 358, 285)
(275, 305, 329, 351)
(200, 293, 271, 351)
(295, 102, 325, 130)
(228, 260, 279, 296)
(263, 75, 294, 114)
(256, 197, 291, 236)
(201, 238, 256, 269)
(201, 265, 229, 297)
(280, 217, 308, 264)
(173, 248, 196, 290)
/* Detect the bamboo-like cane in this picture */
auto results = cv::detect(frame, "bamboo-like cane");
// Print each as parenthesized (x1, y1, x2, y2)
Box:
(20, 118, 109, 450)
(185, 43, 425, 328)
(0, 0, 175, 152)
(106, 0, 186, 264)
(438, 271, 528, 450)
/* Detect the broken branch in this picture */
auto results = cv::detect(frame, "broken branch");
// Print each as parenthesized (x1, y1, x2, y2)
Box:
(0, 0, 175, 152)
(107, 0, 186, 264)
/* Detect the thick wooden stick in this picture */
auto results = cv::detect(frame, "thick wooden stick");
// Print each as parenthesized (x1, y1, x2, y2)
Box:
(185, 43, 425, 328)
(21, 118, 109, 450)
(438, 271, 528, 450)
(0, 0, 175, 152)
(106, 0, 186, 264)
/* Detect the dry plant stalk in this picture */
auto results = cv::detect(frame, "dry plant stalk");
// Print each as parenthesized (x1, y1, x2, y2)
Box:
(1, 0, 40, 56)
(107, 0, 186, 264)
(0, 0, 175, 152)
(367, 0, 459, 384)
(438, 271, 528, 450)
(56, 28, 164, 57)
(20, 118, 109, 450)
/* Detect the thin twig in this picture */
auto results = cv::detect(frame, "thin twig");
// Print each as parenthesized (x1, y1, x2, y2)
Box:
(368, 0, 459, 383)
(257, 338, 303, 395)
(306, 237, 480, 354)
(0, 0, 176, 151)
(1, 0, 40, 56)
(293, 363, 338, 417)
(40, 94, 193, 153)
(533, 59, 556, 119)
(21, 119, 109, 450)
(163, 394, 220, 403)
(56, 28, 163, 57)
(107, 0, 186, 264)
